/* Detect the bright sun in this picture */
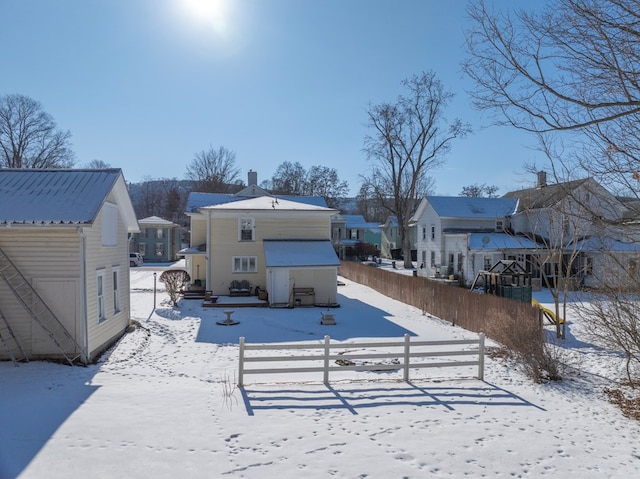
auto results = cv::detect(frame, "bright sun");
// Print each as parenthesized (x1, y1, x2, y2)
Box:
(182, 0, 228, 34)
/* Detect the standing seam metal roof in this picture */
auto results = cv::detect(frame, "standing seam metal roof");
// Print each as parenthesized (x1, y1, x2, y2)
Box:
(0, 169, 123, 224)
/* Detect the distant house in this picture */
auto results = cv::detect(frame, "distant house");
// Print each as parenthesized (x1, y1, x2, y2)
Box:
(380, 216, 417, 261)
(336, 214, 382, 259)
(411, 196, 519, 284)
(504, 174, 638, 289)
(130, 216, 182, 263)
(182, 171, 339, 306)
(0, 169, 139, 364)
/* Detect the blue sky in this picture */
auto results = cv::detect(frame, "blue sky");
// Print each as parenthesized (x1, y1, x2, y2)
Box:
(0, 0, 544, 196)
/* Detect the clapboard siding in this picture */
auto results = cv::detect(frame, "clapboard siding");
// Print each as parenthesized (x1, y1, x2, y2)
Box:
(82, 199, 131, 360)
(0, 229, 80, 359)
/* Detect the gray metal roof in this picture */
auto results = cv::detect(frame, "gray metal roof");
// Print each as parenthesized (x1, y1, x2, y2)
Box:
(0, 168, 125, 225)
(427, 196, 518, 219)
(263, 239, 340, 267)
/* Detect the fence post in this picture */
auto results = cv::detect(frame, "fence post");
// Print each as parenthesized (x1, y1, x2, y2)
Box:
(238, 336, 245, 387)
(403, 334, 411, 382)
(478, 333, 485, 381)
(323, 335, 331, 384)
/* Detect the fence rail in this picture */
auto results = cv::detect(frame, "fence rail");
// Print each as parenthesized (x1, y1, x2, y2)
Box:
(238, 333, 485, 386)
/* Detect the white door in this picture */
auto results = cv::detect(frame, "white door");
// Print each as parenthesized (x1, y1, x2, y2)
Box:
(268, 268, 290, 305)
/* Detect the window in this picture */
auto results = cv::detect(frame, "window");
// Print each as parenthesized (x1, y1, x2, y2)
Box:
(112, 269, 120, 313)
(239, 218, 254, 241)
(422, 227, 427, 240)
(139, 243, 146, 255)
(496, 220, 504, 231)
(232, 256, 257, 273)
(421, 250, 426, 268)
(332, 227, 341, 240)
(156, 228, 164, 239)
(585, 257, 593, 275)
(350, 229, 359, 240)
(102, 203, 118, 246)
(430, 251, 436, 267)
(97, 270, 106, 321)
(431, 225, 435, 240)
(484, 255, 492, 270)
(156, 243, 165, 257)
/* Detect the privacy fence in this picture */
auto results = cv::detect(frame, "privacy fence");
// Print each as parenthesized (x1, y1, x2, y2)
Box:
(337, 261, 541, 340)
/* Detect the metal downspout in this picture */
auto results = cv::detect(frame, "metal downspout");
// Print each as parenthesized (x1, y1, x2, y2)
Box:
(78, 228, 89, 364)
(206, 209, 211, 291)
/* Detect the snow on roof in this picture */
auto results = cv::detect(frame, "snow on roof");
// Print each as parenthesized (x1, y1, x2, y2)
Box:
(138, 216, 179, 226)
(263, 239, 340, 267)
(202, 195, 334, 212)
(0, 168, 131, 226)
(574, 236, 640, 252)
(427, 196, 518, 219)
(185, 191, 327, 213)
(468, 233, 540, 250)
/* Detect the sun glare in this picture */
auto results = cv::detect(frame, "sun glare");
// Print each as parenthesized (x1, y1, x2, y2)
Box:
(182, 0, 228, 34)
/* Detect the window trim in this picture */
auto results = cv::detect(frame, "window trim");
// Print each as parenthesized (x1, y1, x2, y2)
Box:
(239, 218, 255, 241)
(232, 255, 258, 273)
(97, 269, 106, 322)
(112, 268, 121, 314)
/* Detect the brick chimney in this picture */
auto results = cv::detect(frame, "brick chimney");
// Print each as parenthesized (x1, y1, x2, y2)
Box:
(537, 171, 547, 188)
(248, 170, 257, 186)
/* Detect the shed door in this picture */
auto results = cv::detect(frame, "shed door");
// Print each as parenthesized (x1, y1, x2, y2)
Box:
(31, 279, 79, 355)
(268, 268, 290, 305)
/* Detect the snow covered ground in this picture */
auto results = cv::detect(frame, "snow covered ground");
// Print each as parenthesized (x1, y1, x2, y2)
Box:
(2, 264, 640, 478)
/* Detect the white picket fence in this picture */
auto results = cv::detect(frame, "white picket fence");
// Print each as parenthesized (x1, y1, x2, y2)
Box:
(238, 333, 485, 387)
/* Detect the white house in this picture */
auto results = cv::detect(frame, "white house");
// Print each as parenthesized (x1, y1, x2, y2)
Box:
(0, 169, 139, 364)
(411, 196, 519, 284)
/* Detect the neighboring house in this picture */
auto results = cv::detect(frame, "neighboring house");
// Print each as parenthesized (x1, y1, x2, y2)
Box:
(504, 173, 636, 289)
(411, 196, 520, 284)
(182, 172, 340, 306)
(380, 216, 418, 261)
(0, 169, 139, 364)
(130, 216, 181, 262)
(333, 214, 382, 259)
(411, 173, 640, 289)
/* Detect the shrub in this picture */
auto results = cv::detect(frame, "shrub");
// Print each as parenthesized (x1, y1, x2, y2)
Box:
(159, 269, 191, 306)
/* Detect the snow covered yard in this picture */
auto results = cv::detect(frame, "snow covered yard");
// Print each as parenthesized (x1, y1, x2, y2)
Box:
(2, 267, 640, 478)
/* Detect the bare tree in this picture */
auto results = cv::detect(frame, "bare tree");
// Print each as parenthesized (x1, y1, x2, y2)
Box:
(0, 94, 75, 169)
(264, 162, 349, 208)
(185, 145, 240, 193)
(84, 159, 111, 169)
(460, 183, 499, 197)
(362, 71, 470, 268)
(266, 161, 308, 196)
(306, 165, 349, 209)
(159, 269, 191, 307)
(463, 0, 640, 206)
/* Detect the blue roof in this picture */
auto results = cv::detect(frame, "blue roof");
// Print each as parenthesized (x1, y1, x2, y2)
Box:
(0, 168, 124, 225)
(427, 196, 518, 219)
(263, 240, 340, 267)
(185, 192, 327, 213)
(343, 214, 381, 231)
(469, 233, 540, 250)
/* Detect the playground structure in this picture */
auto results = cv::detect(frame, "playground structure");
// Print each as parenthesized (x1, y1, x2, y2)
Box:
(470, 260, 532, 302)
(531, 298, 564, 325)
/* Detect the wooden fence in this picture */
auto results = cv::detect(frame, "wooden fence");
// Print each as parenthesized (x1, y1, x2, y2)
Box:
(238, 334, 485, 386)
(338, 261, 541, 336)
